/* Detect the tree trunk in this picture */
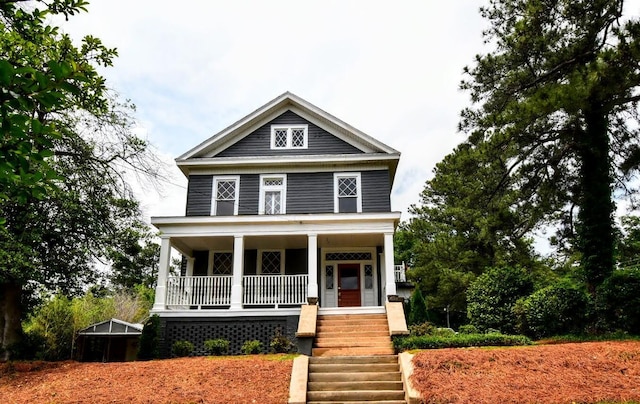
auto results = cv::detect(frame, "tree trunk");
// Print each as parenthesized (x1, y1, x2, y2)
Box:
(578, 106, 614, 294)
(0, 282, 23, 362)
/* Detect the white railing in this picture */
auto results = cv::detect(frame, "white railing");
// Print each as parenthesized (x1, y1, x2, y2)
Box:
(166, 276, 232, 308)
(394, 262, 407, 282)
(243, 274, 308, 308)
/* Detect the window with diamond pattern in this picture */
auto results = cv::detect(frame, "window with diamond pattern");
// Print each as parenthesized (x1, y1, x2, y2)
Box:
(261, 251, 282, 274)
(337, 176, 358, 213)
(270, 125, 307, 149)
(260, 175, 285, 215)
(212, 253, 233, 275)
(215, 179, 237, 216)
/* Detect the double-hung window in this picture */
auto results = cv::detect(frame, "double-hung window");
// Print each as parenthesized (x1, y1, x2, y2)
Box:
(334, 172, 362, 213)
(259, 174, 286, 215)
(212, 176, 239, 216)
(270, 125, 308, 149)
(258, 250, 284, 274)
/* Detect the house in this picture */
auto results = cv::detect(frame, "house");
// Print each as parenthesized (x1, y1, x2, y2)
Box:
(150, 92, 405, 356)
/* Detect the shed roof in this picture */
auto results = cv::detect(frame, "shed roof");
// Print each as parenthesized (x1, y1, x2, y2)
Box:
(77, 318, 143, 336)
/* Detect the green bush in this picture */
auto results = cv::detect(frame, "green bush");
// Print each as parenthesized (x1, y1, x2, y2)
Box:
(596, 267, 640, 334)
(458, 324, 478, 334)
(269, 329, 294, 353)
(433, 328, 456, 337)
(171, 340, 194, 357)
(467, 266, 534, 334)
(408, 288, 428, 325)
(408, 322, 436, 336)
(514, 281, 590, 339)
(204, 339, 230, 356)
(394, 332, 532, 351)
(241, 339, 263, 355)
(137, 314, 161, 360)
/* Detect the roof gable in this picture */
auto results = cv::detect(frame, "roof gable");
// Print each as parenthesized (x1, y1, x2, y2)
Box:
(177, 92, 400, 161)
(77, 318, 143, 336)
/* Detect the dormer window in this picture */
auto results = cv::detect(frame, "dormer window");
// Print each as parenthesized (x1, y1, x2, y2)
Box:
(270, 125, 308, 149)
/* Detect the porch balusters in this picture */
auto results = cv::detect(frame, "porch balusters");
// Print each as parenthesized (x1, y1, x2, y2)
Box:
(243, 274, 309, 308)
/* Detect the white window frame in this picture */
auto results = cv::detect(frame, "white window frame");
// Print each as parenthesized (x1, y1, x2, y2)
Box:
(333, 172, 362, 213)
(208, 250, 234, 276)
(270, 124, 308, 150)
(211, 175, 240, 216)
(259, 174, 287, 215)
(257, 249, 285, 274)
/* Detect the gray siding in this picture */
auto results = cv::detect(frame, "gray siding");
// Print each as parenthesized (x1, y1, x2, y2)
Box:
(362, 170, 391, 212)
(238, 174, 259, 215)
(217, 111, 364, 157)
(287, 172, 334, 214)
(185, 175, 212, 216)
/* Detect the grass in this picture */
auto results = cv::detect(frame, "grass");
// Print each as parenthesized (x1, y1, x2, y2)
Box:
(538, 331, 640, 344)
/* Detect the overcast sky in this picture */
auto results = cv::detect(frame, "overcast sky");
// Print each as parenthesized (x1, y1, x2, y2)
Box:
(57, 1, 491, 221)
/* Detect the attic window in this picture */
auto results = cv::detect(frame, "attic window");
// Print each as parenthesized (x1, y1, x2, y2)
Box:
(270, 125, 308, 149)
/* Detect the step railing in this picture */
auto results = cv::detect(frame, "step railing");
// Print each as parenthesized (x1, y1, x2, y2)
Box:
(243, 274, 308, 308)
(166, 275, 232, 308)
(394, 262, 407, 282)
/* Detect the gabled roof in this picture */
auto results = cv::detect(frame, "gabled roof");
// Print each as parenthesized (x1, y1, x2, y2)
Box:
(77, 318, 143, 336)
(177, 91, 400, 161)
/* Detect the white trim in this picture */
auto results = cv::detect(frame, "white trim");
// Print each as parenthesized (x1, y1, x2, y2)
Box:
(321, 247, 377, 308)
(178, 153, 399, 169)
(258, 174, 287, 215)
(211, 175, 240, 216)
(270, 124, 308, 150)
(334, 172, 362, 213)
(151, 308, 302, 317)
(257, 249, 285, 274)
(185, 163, 390, 176)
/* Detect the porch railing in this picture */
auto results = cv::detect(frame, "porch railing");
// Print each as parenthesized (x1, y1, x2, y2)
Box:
(243, 274, 308, 308)
(394, 262, 407, 282)
(166, 275, 232, 308)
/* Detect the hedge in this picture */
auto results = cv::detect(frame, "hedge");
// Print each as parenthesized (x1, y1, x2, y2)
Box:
(393, 333, 532, 351)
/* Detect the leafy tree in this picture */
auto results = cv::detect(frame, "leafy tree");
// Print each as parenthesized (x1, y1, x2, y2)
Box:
(107, 224, 160, 290)
(460, 0, 640, 296)
(408, 288, 428, 325)
(0, 1, 161, 360)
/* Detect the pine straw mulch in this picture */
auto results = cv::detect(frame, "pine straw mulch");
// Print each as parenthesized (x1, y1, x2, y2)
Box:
(412, 341, 640, 404)
(0, 355, 293, 404)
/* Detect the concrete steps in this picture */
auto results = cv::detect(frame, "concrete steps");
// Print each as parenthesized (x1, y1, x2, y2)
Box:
(306, 355, 405, 403)
(313, 314, 394, 357)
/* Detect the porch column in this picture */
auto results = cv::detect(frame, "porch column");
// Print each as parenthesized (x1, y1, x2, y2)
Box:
(384, 232, 397, 300)
(152, 237, 172, 311)
(230, 235, 244, 310)
(307, 234, 318, 304)
(186, 257, 195, 276)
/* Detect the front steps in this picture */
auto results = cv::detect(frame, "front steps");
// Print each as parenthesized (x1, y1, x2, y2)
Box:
(306, 355, 405, 404)
(313, 313, 394, 356)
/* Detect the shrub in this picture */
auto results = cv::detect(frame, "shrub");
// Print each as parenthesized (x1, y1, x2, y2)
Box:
(171, 340, 194, 357)
(241, 340, 263, 355)
(394, 332, 532, 351)
(409, 322, 436, 336)
(138, 314, 161, 360)
(408, 288, 428, 325)
(433, 328, 456, 337)
(514, 281, 590, 339)
(269, 329, 294, 353)
(458, 324, 478, 334)
(467, 266, 534, 334)
(204, 339, 230, 356)
(596, 267, 640, 334)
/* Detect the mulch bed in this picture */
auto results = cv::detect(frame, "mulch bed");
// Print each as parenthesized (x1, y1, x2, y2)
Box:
(411, 341, 640, 404)
(0, 355, 293, 404)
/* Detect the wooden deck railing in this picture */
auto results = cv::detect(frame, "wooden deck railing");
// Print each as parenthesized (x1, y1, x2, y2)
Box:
(243, 274, 308, 308)
(166, 275, 232, 308)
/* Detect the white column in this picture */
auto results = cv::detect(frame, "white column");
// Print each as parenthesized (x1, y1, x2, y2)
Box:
(307, 234, 318, 303)
(152, 237, 172, 311)
(186, 257, 195, 276)
(384, 232, 397, 299)
(230, 235, 244, 309)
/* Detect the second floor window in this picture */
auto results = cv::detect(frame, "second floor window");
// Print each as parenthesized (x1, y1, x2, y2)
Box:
(259, 175, 286, 215)
(212, 176, 239, 216)
(334, 172, 362, 213)
(270, 125, 308, 149)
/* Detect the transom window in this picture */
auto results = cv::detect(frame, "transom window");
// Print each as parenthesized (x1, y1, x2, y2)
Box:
(334, 173, 362, 213)
(259, 250, 284, 274)
(259, 174, 286, 215)
(270, 125, 308, 149)
(212, 176, 239, 216)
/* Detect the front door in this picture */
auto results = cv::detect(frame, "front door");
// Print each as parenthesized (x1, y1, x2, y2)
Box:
(338, 263, 361, 307)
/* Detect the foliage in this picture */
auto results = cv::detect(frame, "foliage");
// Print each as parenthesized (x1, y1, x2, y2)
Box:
(394, 332, 532, 351)
(171, 340, 194, 358)
(408, 322, 436, 337)
(513, 281, 591, 339)
(138, 314, 160, 360)
(23, 295, 75, 360)
(458, 324, 479, 334)
(241, 340, 263, 355)
(107, 225, 159, 290)
(540, 331, 640, 344)
(467, 266, 534, 334)
(408, 288, 428, 325)
(204, 339, 230, 356)
(269, 329, 294, 354)
(595, 267, 640, 334)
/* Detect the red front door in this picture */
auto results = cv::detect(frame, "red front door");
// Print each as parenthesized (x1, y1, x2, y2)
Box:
(338, 263, 361, 307)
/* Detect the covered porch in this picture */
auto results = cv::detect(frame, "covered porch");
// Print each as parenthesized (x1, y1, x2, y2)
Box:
(150, 213, 401, 313)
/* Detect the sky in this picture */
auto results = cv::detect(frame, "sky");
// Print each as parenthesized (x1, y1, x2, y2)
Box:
(57, 1, 489, 222)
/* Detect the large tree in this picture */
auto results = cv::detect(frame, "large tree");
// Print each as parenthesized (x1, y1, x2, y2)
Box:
(460, 0, 640, 293)
(0, 1, 160, 360)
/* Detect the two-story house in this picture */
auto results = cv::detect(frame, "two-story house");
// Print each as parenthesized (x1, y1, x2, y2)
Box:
(150, 92, 402, 356)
